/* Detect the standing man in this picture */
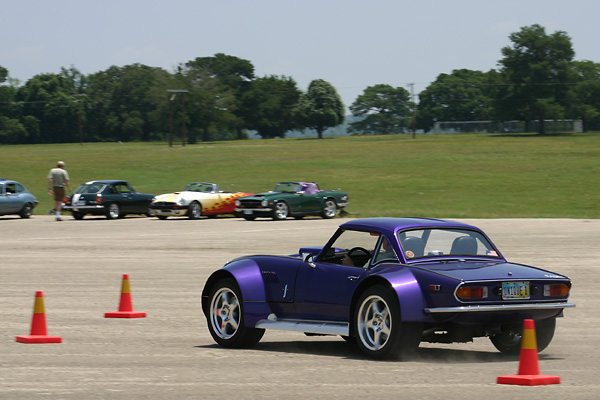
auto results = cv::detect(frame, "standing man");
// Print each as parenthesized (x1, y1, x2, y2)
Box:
(47, 161, 71, 221)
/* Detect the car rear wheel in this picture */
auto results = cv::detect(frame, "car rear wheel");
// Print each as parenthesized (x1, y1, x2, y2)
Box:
(207, 278, 265, 348)
(106, 203, 120, 219)
(188, 201, 202, 219)
(490, 317, 556, 355)
(354, 285, 422, 360)
(19, 203, 33, 219)
(321, 199, 337, 219)
(72, 211, 85, 220)
(272, 201, 289, 220)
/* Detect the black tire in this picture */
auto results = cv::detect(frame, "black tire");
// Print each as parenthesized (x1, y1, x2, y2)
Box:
(19, 203, 33, 219)
(272, 201, 289, 220)
(106, 203, 120, 219)
(207, 278, 265, 348)
(243, 215, 256, 221)
(188, 201, 202, 220)
(72, 211, 85, 220)
(354, 285, 422, 360)
(490, 317, 556, 355)
(156, 215, 168, 220)
(321, 199, 337, 219)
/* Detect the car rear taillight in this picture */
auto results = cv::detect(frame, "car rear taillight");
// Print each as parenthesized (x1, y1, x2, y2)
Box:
(96, 194, 102, 204)
(457, 286, 488, 300)
(544, 284, 570, 297)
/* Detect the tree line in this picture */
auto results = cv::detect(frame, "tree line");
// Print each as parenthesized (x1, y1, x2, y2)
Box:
(1, 24, 599, 145)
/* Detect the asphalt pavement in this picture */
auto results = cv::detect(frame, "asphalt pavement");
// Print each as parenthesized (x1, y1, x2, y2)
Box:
(1, 215, 598, 399)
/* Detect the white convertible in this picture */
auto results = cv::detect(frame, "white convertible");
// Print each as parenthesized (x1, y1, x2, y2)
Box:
(151, 182, 253, 219)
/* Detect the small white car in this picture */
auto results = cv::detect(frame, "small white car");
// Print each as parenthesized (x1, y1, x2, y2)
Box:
(151, 182, 253, 219)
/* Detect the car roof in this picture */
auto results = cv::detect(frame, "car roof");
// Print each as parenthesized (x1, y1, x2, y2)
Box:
(0, 179, 19, 184)
(83, 180, 128, 185)
(339, 217, 480, 235)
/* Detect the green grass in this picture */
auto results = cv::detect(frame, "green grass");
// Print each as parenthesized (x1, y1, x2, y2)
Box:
(2, 132, 599, 218)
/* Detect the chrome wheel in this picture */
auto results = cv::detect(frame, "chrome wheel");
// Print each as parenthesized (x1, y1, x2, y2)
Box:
(188, 201, 202, 219)
(357, 294, 392, 351)
(322, 199, 337, 219)
(273, 201, 289, 220)
(210, 287, 241, 340)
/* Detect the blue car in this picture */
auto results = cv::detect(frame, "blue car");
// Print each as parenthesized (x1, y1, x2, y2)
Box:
(0, 179, 39, 218)
(202, 217, 575, 360)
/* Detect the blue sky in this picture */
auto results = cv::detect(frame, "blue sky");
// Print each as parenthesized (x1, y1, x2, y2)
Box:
(2, 0, 597, 108)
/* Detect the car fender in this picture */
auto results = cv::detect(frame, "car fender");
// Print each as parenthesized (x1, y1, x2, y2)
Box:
(201, 258, 271, 327)
(353, 266, 428, 323)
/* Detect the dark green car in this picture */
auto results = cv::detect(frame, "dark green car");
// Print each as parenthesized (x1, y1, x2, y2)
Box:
(235, 181, 349, 221)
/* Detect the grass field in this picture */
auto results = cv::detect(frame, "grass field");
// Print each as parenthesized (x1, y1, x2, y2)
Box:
(2, 132, 598, 218)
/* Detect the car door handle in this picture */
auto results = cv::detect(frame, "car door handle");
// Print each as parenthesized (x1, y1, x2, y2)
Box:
(347, 275, 360, 281)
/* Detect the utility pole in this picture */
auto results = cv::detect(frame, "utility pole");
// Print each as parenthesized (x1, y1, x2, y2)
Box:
(408, 83, 416, 139)
(166, 89, 189, 147)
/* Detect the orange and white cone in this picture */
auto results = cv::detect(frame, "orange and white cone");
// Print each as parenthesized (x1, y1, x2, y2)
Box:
(497, 319, 561, 386)
(16, 291, 62, 343)
(104, 274, 147, 318)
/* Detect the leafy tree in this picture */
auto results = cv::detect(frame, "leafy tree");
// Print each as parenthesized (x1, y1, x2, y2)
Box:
(181, 54, 251, 142)
(295, 79, 345, 139)
(240, 75, 301, 138)
(496, 24, 575, 134)
(417, 69, 495, 132)
(349, 84, 411, 134)
(15, 67, 86, 143)
(87, 64, 170, 142)
(567, 60, 600, 131)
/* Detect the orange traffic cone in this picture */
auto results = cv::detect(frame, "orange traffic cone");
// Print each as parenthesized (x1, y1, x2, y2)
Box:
(104, 274, 147, 318)
(497, 319, 560, 386)
(16, 291, 62, 343)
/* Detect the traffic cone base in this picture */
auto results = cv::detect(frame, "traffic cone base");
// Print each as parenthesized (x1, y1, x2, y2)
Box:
(497, 374, 560, 386)
(104, 310, 147, 318)
(497, 319, 561, 386)
(16, 335, 62, 344)
(105, 274, 146, 319)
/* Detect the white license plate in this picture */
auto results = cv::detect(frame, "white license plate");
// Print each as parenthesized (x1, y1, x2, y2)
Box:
(243, 209, 253, 215)
(502, 281, 530, 300)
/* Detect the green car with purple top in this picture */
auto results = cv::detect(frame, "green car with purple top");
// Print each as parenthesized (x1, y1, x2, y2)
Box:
(235, 181, 349, 221)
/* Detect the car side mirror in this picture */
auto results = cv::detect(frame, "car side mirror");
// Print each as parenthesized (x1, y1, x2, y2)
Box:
(302, 253, 315, 263)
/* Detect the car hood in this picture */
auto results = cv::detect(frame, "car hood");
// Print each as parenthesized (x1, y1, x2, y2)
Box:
(407, 260, 569, 282)
(154, 191, 198, 202)
(240, 192, 285, 199)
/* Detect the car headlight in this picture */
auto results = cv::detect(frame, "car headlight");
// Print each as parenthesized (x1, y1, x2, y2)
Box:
(261, 199, 268, 207)
(235, 199, 241, 206)
(176, 199, 185, 205)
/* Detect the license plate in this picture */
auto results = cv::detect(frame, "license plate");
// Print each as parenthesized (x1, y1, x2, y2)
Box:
(502, 281, 530, 300)
(243, 209, 252, 215)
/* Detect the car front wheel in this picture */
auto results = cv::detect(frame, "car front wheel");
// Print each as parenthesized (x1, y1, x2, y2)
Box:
(272, 201, 289, 220)
(19, 203, 33, 218)
(106, 203, 120, 219)
(207, 279, 265, 348)
(321, 199, 337, 219)
(490, 317, 556, 355)
(354, 285, 422, 360)
(188, 201, 202, 219)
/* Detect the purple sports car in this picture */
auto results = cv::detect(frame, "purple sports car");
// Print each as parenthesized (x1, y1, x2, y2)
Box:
(202, 217, 575, 360)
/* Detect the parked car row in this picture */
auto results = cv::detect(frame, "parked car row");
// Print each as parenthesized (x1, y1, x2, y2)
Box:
(59, 180, 349, 221)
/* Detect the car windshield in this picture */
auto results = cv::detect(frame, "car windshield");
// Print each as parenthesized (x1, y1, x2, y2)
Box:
(185, 183, 215, 192)
(74, 182, 106, 194)
(399, 228, 500, 260)
(273, 182, 301, 193)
